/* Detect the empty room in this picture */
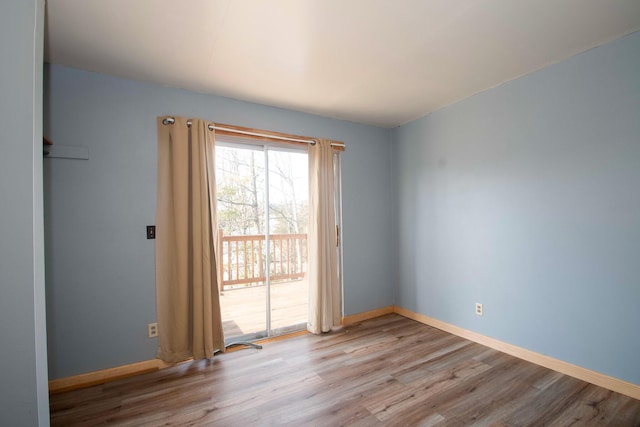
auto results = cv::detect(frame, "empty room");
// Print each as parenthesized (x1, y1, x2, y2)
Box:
(1, 0, 640, 426)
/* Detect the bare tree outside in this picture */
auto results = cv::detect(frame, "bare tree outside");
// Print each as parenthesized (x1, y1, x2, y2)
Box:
(215, 145, 309, 287)
(268, 150, 308, 235)
(216, 146, 308, 237)
(216, 147, 265, 235)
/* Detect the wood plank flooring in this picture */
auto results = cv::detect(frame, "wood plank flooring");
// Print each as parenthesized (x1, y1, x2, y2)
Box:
(50, 314, 640, 426)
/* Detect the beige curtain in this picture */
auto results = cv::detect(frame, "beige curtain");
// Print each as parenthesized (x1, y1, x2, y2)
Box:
(155, 116, 225, 363)
(307, 139, 341, 334)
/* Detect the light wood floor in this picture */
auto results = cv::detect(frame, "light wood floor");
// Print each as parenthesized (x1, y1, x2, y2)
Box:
(50, 314, 640, 426)
(220, 279, 308, 338)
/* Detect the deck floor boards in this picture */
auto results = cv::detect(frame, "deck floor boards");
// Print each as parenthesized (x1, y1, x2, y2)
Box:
(220, 279, 308, 338)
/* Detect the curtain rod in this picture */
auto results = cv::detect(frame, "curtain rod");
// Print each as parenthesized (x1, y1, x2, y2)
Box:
(161, 117, 345, 148)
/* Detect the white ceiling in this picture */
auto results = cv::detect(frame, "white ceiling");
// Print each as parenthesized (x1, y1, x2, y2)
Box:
(45, 0, 640, 128)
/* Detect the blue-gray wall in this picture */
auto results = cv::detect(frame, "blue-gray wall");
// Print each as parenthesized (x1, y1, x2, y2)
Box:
(45, 25, 640, 389)
(0, 0, 49, 425)
(393, 31, 640, 385)
(44, 64, 394, 379)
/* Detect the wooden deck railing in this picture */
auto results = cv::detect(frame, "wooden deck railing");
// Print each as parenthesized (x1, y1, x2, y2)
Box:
(218, 231, 307, 290)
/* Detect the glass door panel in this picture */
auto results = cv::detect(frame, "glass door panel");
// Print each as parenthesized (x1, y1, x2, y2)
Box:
(216, 144, 267, 343)
(216, 141, 315, 342)
(267, 149, 309, 335)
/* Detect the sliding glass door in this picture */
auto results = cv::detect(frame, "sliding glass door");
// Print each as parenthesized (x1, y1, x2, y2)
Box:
(267, 148, 309, 335)
(216, 141, 309, 343)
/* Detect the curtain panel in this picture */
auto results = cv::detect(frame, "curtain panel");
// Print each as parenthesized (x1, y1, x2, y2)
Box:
(156, 116, 225, 363)
(307, 139, 341, 334)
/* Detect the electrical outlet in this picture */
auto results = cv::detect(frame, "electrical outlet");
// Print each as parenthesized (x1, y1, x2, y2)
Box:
(148, 323, 158, 338)
(475, 303, 484, 316)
